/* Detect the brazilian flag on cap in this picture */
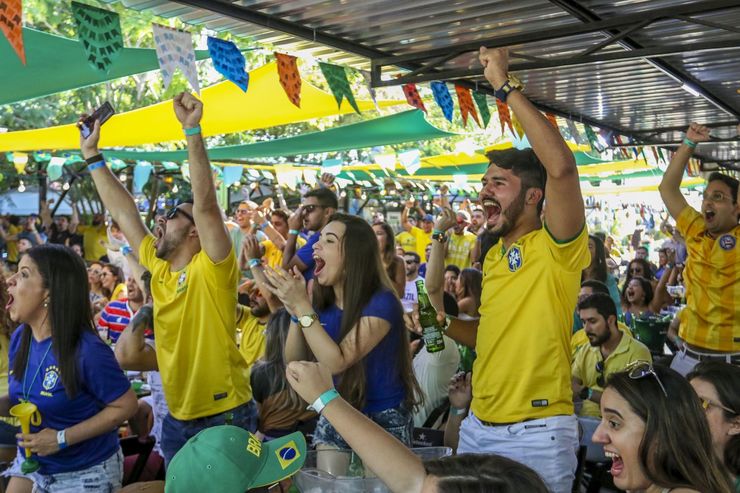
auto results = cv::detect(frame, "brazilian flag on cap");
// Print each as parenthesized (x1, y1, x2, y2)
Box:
(166, 425, 306, 493)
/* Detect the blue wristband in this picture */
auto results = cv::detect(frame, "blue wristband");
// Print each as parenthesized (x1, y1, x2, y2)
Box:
(121, 245, 133, 256)
(289, 229, 300, 236)
(290, 315, 299, 324)
(248, 258, 261, 268)
(683, 137, 697, 148)
(87, 160, 106, 171)
(260, 221, 270, 230)
(183, 125, 201, 136)
(309, 389, 340, 414)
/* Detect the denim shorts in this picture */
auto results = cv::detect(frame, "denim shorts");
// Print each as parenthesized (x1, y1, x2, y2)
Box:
(160, 400, 258, 465)
(3, 448, 123, 493)
(314, 405, 412, 449)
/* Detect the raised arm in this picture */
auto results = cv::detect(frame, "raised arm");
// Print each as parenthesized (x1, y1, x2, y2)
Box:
(79, 122, 149, 252)
(426, 208, 455, 312)
(172, 92, 231, 263)
(401, 200, 416, 233)
(659, 123, 709, 219)
(282, 206, 308, 272)
(480, 47, 584, 241)
(114, 306, 158, 371)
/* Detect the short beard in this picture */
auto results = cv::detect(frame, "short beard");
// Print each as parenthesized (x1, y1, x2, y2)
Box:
(251, 303, 270, 319)
(155, 229, 186, 260)
(491, 190, 526, 237)
(588, 331, 611, 347)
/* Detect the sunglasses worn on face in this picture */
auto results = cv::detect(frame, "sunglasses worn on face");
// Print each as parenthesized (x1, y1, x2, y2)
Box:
(700, 397, 736, 415)
(626, 361, 668, 397)
(405, 259, 418, 265)
(166, 207, 195, 225)
(303, 205, 326, 214)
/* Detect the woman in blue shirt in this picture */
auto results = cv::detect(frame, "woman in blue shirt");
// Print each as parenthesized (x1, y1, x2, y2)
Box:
(263, 213, 421, 450)
(1, 244, 137, 492)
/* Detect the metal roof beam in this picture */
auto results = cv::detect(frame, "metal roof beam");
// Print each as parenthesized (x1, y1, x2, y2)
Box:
(631, 122, 739, 135)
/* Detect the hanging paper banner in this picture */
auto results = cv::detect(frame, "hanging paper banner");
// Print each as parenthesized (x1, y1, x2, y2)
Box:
(275, 52, 301, 108)
(133, 161, 153, 194)
(398, 149, 421, 175)
(275, 164, 301, 190)
(321, 158, 343, 176)
(13, 151, 27, 174)
(207, 37, 249, 92)
(152, 24, 200, 93)
(614, 135, 631, 160)
(318, 62, 361, 114)
(360, 71, 380, 111)
(71, 2, 123, 73)
(472, 91, 491, 128)
(545, 113, 559, 132)
(303, 169, 318, 187)
(584, 125, 602, 152)
(510, 111, 524, 140)
(566, 119, 582, 145)
(374, 153, 396, 172)
(455, 85, 480, 128)
(402, 83, 426, 113)
(222, 165, 243, 187)
(47, 157, 65, 182)
(109, 157, 127, 171)
(430, 82, 454, 122)
(0, 0, 25, 64)
(495, 99, 514, 137)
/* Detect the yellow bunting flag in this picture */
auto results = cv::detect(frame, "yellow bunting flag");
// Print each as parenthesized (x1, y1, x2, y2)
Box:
(510, 111, 524, 140)
(454, 84, 481, 128)
(495, 99, 514, 137)
(402, 83, 426, 113)
(275, 52, 301, 107)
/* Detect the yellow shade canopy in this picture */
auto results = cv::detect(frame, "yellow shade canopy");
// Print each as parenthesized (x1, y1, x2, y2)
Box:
(0, 62, 404, 152)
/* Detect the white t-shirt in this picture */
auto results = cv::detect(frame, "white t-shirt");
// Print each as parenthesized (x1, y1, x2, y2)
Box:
(412, 335, 460, 427)
(402, 276, 424, 313)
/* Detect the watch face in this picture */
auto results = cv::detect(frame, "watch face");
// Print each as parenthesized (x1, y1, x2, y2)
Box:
(299, 315, 315, 327)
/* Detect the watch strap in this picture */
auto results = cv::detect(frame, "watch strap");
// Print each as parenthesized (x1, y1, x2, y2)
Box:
(298, 312, 318, 328)
(493, 77, 522, 103)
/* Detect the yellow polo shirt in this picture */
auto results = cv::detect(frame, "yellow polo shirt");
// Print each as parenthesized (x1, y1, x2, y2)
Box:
(261, 237, 305, 269)
(396, 231, 417, 255)
(236, 304, 267, 368)
(472, 225, 589, 423)
(138, 235, 250, 420)
(410, 226, 432, 258)
(77, 224, 108, 262)
(675, 206, 740, 351)
(572, 327, 652, 417)
(571, 321, 633, 359)
(445, 232, 477, 269)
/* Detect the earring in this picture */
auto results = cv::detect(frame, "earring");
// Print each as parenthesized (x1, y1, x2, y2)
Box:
(43, 300, 49, 308)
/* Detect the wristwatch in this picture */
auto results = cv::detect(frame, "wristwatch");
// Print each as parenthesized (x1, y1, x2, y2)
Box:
(493, 75, 523, 103)
(432, 231, 447, 243)
(297, 313, 319, 329)
(579, 387, 593, 400)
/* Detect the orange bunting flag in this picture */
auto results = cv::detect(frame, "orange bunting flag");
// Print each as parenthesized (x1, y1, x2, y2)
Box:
(545, 113, 559, 131)
(0, 0, 25, 64)
(495, 99, 514, 137)
(454, 85, 481, 128)
(687, 158, 700, 177)
(275, 52, 301, 107)
(402, 83, 426, 113)
(511, 111, 524, 140)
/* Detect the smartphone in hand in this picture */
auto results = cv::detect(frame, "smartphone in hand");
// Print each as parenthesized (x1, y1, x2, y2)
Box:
(79, 101, 115, 138)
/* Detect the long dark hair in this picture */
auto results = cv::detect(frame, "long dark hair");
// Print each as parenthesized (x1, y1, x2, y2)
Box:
(101, 263, 124, 299)
(458, 268, 482, 314)
(13, 245, 96, 398)
(424, 454, 549, 492)
(583, 234, 607, 283)
(687, 361, 740, 476)
(312, 214, 421, 410)
(373, 221, 397, 267)
(606, 366, 734, 493)
(621, 275, 653, 308)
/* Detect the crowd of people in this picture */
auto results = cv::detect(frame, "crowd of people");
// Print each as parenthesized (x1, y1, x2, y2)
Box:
(0, 47, 736, 493)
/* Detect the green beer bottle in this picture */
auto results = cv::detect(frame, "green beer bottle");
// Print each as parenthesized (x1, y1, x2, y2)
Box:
(416, 279, 446, 353)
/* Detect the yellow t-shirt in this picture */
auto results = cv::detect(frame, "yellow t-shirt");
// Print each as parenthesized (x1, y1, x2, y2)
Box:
(676, 206, 740, 351)
(472, 225, 590, 423)
(396, 231, 417, 255)
(5, 225, 21, 263)
(236, 304, 267, 368)
(78, 224, 108, 262)
(572, 327, 652, 418)
(571, 321, 633, 359)
(111, 283, 127, 301)
(261, 237, 305, 270)
(138, 235, 250, 420)
(410, 226, 432, 258)
(445, 232, 477, 269)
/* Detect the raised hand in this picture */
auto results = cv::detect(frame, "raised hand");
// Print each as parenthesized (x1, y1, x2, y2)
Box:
(243, 234, 263, 262)
(288, 206, 304, 231)
(286, 361, 334, 404)
(173, 92, 203, 129)
(262, 265, 310, 315)
(319, 173, 336, 188)
(479, 46, 509, 87)
(434, 207, 456, 232)
(685, 123, 711, 143)
(78, 115, 101, 159)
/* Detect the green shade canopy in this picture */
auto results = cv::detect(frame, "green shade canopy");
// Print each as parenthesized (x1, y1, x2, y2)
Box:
(0, 28, 211, 106)
(103, 110, 455, 161)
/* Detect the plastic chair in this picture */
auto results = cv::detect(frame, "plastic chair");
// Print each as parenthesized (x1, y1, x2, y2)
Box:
(120, 435, 156, 485)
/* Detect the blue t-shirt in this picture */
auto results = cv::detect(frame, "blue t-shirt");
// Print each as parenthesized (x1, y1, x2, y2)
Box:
(317, 289, 406, 413)
(297, 233, 320, 281)
(8, 327, 131, 474)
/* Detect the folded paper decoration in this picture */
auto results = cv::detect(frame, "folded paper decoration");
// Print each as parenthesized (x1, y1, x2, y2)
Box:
(275, 52, 301, 107)
(0, 0, 24, 64)
(455, 85, 480, 128)
(71, 1, 123, 73)
(402, 83, 426, 113)
(472, 91, 491, 128)
(319, 62, 360, 114)
(152, 23, 200, 93)
(430, 82, 454, 122)
(495, 99, 514, 137)
(207, 36, 249, 92)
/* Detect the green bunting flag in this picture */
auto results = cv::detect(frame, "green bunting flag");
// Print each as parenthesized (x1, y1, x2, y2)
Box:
(71, 1, 123, 73)
(318, 62, 361, 114)
(584, 125, 601, 152)
(472, 91, 491, 128)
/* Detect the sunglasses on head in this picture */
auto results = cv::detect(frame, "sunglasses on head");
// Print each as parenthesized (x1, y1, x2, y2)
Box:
(626, 361, 668, 397)
(165, 207, 195, 225)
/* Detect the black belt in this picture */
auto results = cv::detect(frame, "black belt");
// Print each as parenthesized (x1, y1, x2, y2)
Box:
(684, 348, 740, 365)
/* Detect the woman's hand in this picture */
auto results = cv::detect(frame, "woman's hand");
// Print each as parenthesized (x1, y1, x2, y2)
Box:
(287, 206, 304, 232)
(448, 372, 472, 410)
(243, 234, 263, 263)
(17, 428, 60, 456)
(262, 265, 310, 315)
(286, 361, 334, 404)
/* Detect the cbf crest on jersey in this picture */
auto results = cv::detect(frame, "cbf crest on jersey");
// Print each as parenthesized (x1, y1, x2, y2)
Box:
(43, 365, 60, 391)
(176, 270, 188, 294)
(719, 234, 736, 251)
(508, 245, 523, 272)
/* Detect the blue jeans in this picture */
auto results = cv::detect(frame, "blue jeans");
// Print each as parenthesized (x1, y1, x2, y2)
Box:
(160, 400, 258, 465)
(313, 405, 412, 449)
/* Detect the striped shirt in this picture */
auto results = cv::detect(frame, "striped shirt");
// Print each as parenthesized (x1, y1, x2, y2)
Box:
(676, 206, 740, 352)
(97, 299, 152, 343)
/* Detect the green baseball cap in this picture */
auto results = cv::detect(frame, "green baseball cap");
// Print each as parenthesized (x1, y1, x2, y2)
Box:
(165, 426, 306, 493)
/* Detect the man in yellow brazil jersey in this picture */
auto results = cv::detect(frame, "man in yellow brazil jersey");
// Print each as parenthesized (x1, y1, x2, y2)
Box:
(659, 123, 740, 375)
(419, 47, 590, 493)
(80, 92, 255, 465)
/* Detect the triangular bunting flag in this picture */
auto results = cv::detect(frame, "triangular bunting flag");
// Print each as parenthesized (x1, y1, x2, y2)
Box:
(318, 62, 361, 114)
(510, 111, 524, 140)
(650, 146, 660, 164)
(0, 0, 24, 64)
(472, 91, 491, 128)
(495, 99, 515, 137)
(133, 161, 153, 194)
(584, 125, 601, 152)
(566, 119, 582, 145)
(360, 71, 380, 112)
(71, 2, 123, 73)
(222, 166, 243, 187)
(47, 157, 65, 182)
(152, 24, 200, 93)
(275, 52, 301, 107)
(430, 82, 454, 122)
(398, 149, 421, 175)
(455, 85, 481, 128)
(402, 83, 426, 113)
(545, 113, 559, 132)
(207, 37, 249, 92)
